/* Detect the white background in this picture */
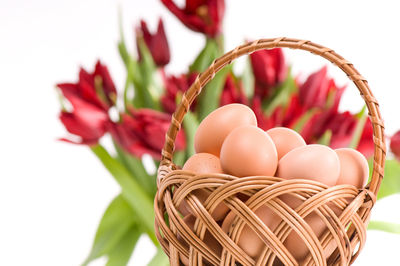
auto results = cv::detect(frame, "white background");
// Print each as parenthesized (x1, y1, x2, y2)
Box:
(1, 0, 400, 265)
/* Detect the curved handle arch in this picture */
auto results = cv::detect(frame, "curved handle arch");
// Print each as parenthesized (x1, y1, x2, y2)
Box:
(160, 37, 385, 195)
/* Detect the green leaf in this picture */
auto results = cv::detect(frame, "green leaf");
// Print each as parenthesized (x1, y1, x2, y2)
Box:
(123, 58, 136, 111)
(242, 58, 255, 99)
(292, 108, 319, 133)
(183, 111, 199, 158)
(349, 106, 367, 149)
(148, 247, 169, 266)
(197, 66, 231, 120)
(368, 220, 400, 234)
(174, 150, 186, 168)
(114, 142, 156, 197)
(190, 38, 220, 73)
(135, 39, 163, 110)
(82, 195, 138, 265)
(106, 224, 142, 266)
(376, 159, 400, 199)
(91, 145, 157, 245)
(263, 69, 297, 116)
(117, 9, 130, 68)
(318, 130, 332, 146)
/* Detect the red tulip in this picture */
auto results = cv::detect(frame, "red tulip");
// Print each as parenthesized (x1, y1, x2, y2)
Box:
(250, 48, 287, 99)
(161, 0, 225, 37)
(357, 119, 374, 158)
(251, 63, 374, 157)
(58, 61, 116, 144)
(59, 95, 110, 145)
(390, 130, 400, 160)
(302, 111, 355, 145)
(110, 108, 186, 159)
(58, 61, 117, 112)
(299, 66, 345, 110)
(251, 97, 276, 130)
(220, 74, 247, 106)
(136, 19, 170, 67)
(161, 73, 197, 114)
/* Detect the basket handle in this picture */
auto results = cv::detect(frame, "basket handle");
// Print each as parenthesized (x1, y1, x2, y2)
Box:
(160, 37, 386, 196)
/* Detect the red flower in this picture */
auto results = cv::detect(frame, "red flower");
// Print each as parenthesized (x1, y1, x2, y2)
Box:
(252, 65, 374, 157)
(161, 73, 197, 114)
(357, 119, 374, 158)
(220, 74, 248, 106)
(59, 95, 109, 145)
(161, 0, 225, 37)
(58, 61, 116, 144)
(137, 19, 170, 67)
(250, 48, 287, 99)
(390, 130, 400, 160)
(299, 66, 345, 111)
(110, 108, 186, 159)
(58, 61, 117, 112)
(252, 97, 276, 130)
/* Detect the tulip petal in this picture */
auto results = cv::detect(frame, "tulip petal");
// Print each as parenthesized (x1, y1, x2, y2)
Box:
(390, 130, 400, 160)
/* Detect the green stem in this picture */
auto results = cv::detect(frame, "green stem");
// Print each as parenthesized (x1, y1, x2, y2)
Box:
(114, 142, 156, 196)
(91, 145, 158, 245)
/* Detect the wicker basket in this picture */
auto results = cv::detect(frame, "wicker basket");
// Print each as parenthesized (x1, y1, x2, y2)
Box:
(154, 37, 386, 266)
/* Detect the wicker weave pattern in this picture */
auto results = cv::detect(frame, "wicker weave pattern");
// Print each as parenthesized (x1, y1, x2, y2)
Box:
(155, 38, 386, 265)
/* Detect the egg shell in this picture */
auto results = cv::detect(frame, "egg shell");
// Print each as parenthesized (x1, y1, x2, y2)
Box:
(277, 144, 340, 186)
(178, 214, 222, 265)
(179, 153, 229, 221)
(194, 104, 257, 156)
(335, 148, 369, 188)
(220, 125, 278, 177)
(280, 194, 333, 262)
(284, 212, 328, 262)
(266, 127, 306, 160)
(221, 205, 280, 259)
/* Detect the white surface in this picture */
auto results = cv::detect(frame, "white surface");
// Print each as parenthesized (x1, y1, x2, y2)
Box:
(1, 0, 400, 265)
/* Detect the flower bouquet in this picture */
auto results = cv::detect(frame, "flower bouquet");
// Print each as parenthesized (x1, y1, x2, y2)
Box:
(56, 0, 400, 265)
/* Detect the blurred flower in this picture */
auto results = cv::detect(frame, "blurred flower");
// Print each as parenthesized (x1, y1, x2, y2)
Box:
(59, 95, 110, 145)
(390, 130, 400, 160)
(299, 66, 345, 111)
(250, 48, 287, 99)
(303, 111, 355, 145)
(220, 74, 247, 106)
(110, 108, 186, 159)
(58, 61, 116, 144)
(136, 19, 170, 67)
(297, 67, 374, 154)
(252, 66, 374, 157)
(252, 97, 275, 130)
(58, 61, 117, 112)
(161, 73, 197, 114)
(161, 0, 225, 37)
(357, 119, 374, 157)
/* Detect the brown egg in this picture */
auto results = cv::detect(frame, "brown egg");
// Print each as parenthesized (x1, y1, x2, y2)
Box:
(277, 144, 340, 186)
(183, 153, 224, 174)
(266, 127, 306, 160)
(284, 212, 328, 262)
(179, 153, 229, 221)
(220, 125, 278, 177)
(194, 104, 257, 156)
(178, 215, 222, 266)
(221, 206, 281, 259)
(280, 195, 330, 262)
(335, 148, 369, 188)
